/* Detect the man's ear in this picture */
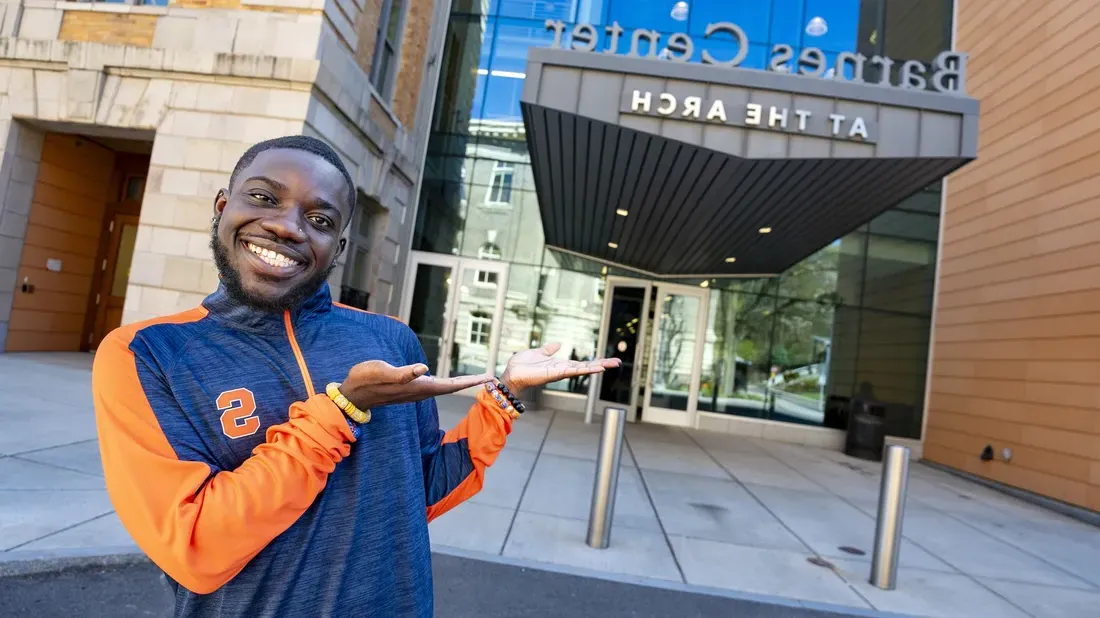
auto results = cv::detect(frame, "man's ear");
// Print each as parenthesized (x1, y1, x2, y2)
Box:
(214, 189, 228, 217)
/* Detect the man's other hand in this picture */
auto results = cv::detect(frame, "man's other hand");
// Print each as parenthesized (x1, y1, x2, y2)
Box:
(340, 360, 493, 409)
(500, 343, 621, 396)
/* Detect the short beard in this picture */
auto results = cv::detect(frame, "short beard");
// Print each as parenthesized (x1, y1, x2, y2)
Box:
(209, 217, 337, 313)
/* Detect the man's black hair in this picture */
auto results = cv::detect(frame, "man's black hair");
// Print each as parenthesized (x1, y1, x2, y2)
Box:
(229, 135, 357, 222)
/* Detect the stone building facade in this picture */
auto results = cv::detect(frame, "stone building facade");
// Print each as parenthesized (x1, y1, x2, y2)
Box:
(0, 0, 448, 352)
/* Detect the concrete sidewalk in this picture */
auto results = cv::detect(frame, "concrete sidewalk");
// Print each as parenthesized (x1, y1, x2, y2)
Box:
(2, 352, 1099, 617)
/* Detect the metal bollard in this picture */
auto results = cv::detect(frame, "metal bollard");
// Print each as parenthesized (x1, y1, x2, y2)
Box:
(584, 371, 603, 424)
(870, 444, 911, 590)
(586, 406, 626, 549)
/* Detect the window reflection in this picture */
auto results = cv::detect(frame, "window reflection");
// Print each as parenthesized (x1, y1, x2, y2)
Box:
(459, 187, 545, 264)
(497, 0, 577, 22)
(766, 299, 835, 426)
(699, 288, 774, 418)
(537, 268, 604, 393)
(650, 292, 701, 411)
(495, 264, 539, 376)
(607, 0, 688, 33)
(482, 19, 557, 122)
(433, 16, 494, 136)
(412, 180, 465, 255)
(853, 310, 931, 439)
(778, 242, 840, 302)
(861, 235, 936, 314)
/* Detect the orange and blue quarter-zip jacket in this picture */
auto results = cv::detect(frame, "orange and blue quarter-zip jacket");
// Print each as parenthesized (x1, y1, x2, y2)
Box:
(91, 282, 514, 617)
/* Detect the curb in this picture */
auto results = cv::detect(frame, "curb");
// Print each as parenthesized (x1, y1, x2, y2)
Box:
(430, 545, 911, 618)
(0, 546, 148, 578)
(0, 544, 905, 617)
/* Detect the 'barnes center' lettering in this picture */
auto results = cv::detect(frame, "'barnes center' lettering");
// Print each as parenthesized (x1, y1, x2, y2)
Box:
(545, 20, 968, 95)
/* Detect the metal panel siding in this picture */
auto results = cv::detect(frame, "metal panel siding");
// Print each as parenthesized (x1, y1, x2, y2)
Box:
(539, 66, 583, 113)
(702, 124, 746, 157)
(919, 112, 963, 157)
(877, 107, 922, 157)
(577, 71, 624, 123)
(787, 134, 832, 157)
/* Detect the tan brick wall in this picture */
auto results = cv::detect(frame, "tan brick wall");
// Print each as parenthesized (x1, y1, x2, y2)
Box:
(171, 0, 320, 14)
(58, 12, 158, 47)
(354, 0, 384, 79)
(925, 0, 1100, 511)
(392, 0, 433, 128)
(172, 0, 242, 8)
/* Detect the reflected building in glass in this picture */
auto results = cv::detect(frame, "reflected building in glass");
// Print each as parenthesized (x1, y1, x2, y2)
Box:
(404, 0, 957, 443)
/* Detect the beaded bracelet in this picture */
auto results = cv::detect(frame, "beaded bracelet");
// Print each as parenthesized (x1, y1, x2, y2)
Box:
(484, 380, 525, 420)
(326, 382, 372, 425)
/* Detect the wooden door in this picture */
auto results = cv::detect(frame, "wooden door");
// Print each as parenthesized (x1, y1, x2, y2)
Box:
(83, 165, 146, 350)
(90, 213, 140, 348)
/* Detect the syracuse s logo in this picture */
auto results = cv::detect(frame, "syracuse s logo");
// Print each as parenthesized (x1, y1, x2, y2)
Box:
(218, 388, 261, 439)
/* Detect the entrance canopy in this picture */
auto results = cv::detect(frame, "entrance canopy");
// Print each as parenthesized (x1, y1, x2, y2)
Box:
(520, 48, 979, 278)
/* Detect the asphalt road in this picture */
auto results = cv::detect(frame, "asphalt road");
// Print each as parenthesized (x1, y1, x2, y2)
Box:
(0, 553, 867, 618)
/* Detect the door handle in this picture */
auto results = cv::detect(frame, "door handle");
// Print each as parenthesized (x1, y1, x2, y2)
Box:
(20, 276, 35, 294)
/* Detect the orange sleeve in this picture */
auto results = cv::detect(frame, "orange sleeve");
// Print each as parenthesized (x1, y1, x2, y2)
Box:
(92, 331, 355, 595)
(424, 388, 514, 522)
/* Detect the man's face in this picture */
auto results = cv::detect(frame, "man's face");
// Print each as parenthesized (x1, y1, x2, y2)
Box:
(211, 148, 350, 311)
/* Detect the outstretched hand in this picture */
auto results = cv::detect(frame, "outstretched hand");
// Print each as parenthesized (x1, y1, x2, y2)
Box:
(339, 360, 493, 410)
(500, 342, 621, 395)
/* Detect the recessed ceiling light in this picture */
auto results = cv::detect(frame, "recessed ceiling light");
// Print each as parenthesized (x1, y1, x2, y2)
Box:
(616, 209, 629, 216)
(806, 16, 828, 37)
(759, 227, 772, 234)
(725, 257, 737, 263)
(700, 280, 709, 288)
(608, 242, 619, 249)
(670, 1, 689, 21)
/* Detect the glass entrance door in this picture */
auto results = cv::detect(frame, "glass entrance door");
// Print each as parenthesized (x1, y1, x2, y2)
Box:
(400, 251, 509, 379)
(642, 283, 709, 427)
(594, 278, 653, 423)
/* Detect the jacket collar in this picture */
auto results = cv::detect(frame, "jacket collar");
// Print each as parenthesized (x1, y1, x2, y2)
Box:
(202, 281, 334, 333)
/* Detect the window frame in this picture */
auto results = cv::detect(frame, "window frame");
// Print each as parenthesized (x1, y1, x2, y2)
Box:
(468, 313, 492, 345)
(483, 161, 515, 207)
(370, 0, 408, 101)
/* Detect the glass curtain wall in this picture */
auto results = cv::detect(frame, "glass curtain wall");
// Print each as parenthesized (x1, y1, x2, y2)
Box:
(415, 0, 953, 435)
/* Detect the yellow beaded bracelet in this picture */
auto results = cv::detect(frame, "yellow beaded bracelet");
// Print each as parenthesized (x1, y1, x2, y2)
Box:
(326, 382, 371, 424)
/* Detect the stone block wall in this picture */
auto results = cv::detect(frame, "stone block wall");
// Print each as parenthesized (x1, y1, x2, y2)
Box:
(0, 122, 42, 351)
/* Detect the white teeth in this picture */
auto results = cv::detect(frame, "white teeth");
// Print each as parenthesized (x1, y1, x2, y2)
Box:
(247, 242, 300, 269)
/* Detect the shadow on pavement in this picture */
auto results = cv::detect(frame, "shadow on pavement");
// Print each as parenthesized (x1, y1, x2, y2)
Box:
(0, 553, 868, 618)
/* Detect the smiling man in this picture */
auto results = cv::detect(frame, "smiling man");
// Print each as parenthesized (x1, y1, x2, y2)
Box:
(92, 135, 619, 618)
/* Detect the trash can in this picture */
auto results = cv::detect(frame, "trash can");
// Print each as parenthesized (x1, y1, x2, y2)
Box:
(844, 398, 886, 461)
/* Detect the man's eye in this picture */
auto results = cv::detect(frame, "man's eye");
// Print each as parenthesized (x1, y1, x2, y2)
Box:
(249, 192, 275, 204)
(309, 216, 332, 228)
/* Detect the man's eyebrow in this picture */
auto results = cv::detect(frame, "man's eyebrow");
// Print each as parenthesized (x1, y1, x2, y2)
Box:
(241, 175, 288, 192)
(312, 197, 341, 214)
(242, 176, 341, 212)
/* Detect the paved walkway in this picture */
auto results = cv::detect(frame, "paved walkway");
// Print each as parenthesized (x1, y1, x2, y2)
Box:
(2, 352, 1099, 617)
